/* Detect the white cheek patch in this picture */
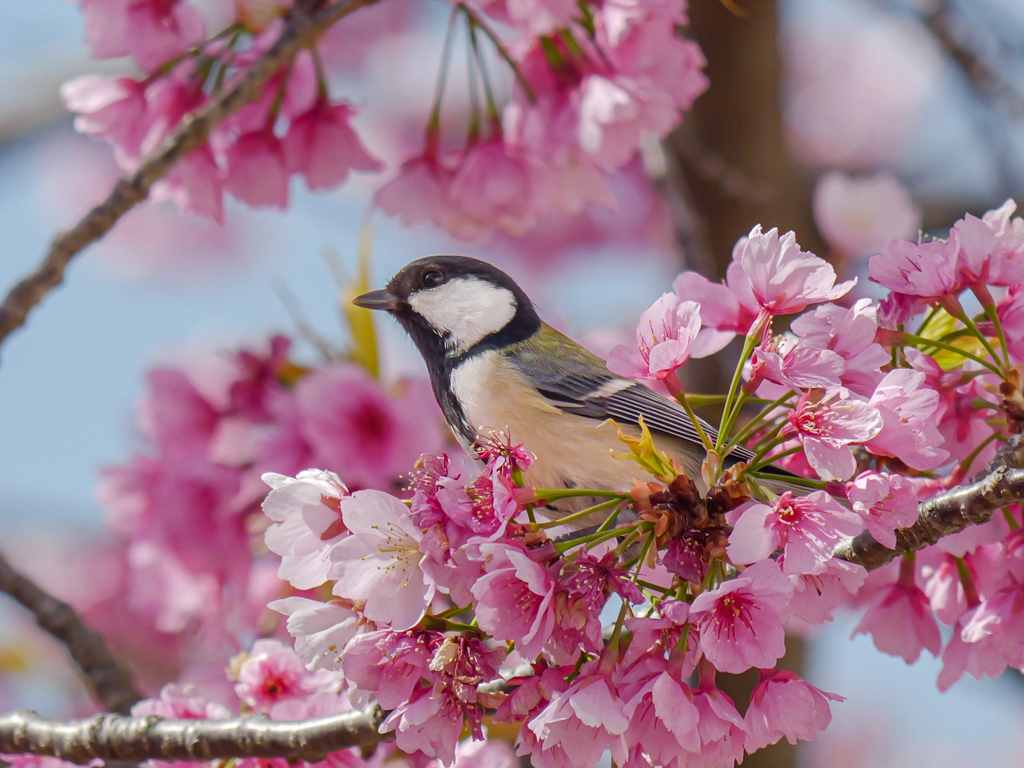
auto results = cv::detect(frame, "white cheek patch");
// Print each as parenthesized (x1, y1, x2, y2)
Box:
(409, 277, 518, 352)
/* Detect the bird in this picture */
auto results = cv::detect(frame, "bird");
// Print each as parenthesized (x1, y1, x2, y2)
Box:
(353, 255, 795, 521)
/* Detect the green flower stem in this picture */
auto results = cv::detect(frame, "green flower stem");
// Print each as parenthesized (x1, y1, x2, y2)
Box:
(427, 7, 460, 137)
(956, 310, 1003, 371)
(717, 332, 758, 451)
(553, 522, 638, 555)
(1004, 508, 1021, 531)
(901, 332, 1002, 375)
(631, 532, 656, 581)
(742, 432, 788, 474)
(636, 579, 674, 594)
(666, 374, 712, 450)
(681, 394, 729, 406)
(595, 505, 623, 534)
(511, 467, 536, 525)
(747, 471, 827, 489)
(531, 488, 627, 502)
(748, 444, 803, 473)
(916, 305, 941, 336)
(536, 497, 622, 529)
(467, 21, 500, 120)
(459, 4, 537, 103)
(723, 390, 794, 455)
(985, 304, 1012, 368)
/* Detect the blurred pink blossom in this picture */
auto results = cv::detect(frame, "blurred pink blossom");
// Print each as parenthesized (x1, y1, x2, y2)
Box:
(607, 294, 701, 381)
(812, 171, 921, 257)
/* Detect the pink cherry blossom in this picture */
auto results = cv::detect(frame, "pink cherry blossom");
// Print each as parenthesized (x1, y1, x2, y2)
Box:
(138, 64, 207, 159)
(223, 130, 290, 209)
(445, 138, 549, 240)
(79, 0, 205, 71)
(426, 635, 506, 738)
(559, 550, 645, 609)
(691, 667, 747, 768)
(578, 75, 676, 170)
(937, 617, 1014, 692)
(328, 490, 436, 631)
(132, 683, 232, 720)
(268, 596, 362, 672)
(869, 235, 960, 302)
(138, 367, 219, 459)
(234, 639, 334, 712)
(294, 364, 444, 491)
(464, 0, 577, 36)
(998, 286, 1024, 364)
(953, 208, 1024, 289)
(744, 669, 842, 752)
(448, 740, 518, 768)
(846, 471, 919, 549)
(674, 261, 759, 357)
(790, 298, 890, 397)
(61, 75, 148, 163)
(283, 101, 382, 191)
(471, 543, 557, 660)
(607, 294, 701, 381)
(157, 145, 225, 222)
(341, 629, 438, 709)
(262, 469, 348, 590)
(865, 369, 950, 471)
(494, 665, 571, 725)
(786, 558, 867, 631)
(622, 664, 701, 766)
(748, 335, 845, 393)
(519, 663, 629, 768)
(689, 559, 794, 673)
(812, 171, 921, 256)
(379, 686, 463, 764)
(983, 198, 1024, 247)
(726, 491, 862, 576)
(736, 225, 854, 319)
(853, 557, 941, 663)
(783, 391, 883, 482)
(374, 152, 459, 231)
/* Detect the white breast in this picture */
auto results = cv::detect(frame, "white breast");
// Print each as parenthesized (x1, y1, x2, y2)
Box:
(449, 352, 704, 522)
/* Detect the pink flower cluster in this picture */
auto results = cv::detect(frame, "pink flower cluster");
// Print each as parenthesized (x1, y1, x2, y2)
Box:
(91, 335, 444, 677)
(261, 428, 854, 768)
(375, 0, 707, 240)
(63, 2, 381, 220)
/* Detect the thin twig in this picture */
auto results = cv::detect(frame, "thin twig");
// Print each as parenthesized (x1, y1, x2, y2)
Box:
(0, 0, 378, 355)
(0, 551, 141, 715)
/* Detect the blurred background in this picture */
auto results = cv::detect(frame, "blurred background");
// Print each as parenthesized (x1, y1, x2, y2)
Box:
(2, 1, 1024, 766)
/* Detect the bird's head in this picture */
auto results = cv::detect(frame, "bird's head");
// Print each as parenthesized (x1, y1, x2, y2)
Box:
(353, 256, 541, 357)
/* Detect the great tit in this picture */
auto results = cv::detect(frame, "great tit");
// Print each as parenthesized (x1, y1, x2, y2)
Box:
(353, 256, 793, 520)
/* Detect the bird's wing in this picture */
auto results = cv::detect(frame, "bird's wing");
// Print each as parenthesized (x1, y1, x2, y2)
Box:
(506, 324, 758, 464)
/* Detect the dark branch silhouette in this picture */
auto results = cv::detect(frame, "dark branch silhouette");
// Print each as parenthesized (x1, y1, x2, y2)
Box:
(0, 551, 141, 715)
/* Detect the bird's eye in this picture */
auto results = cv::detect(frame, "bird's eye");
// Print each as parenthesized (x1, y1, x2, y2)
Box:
(422, 270, 444, 287)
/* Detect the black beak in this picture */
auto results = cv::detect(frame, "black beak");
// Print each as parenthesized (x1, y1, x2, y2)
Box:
(352, 289, 400, 312)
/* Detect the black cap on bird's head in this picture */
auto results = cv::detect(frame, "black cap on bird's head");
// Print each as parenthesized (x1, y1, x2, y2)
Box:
(353, 256, 541, 359)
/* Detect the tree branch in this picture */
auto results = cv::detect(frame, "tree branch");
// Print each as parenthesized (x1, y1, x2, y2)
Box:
(0, 668, 529, 764)
(0, 708, 386, 765)
(835, 437, 1024, 571)
(0, 551, 141, 715)
(0, 0, 378, 354)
